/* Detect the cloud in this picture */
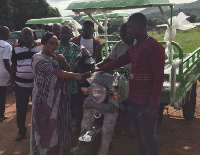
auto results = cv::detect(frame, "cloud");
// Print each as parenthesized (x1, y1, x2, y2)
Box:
(46, 0, 74, 16)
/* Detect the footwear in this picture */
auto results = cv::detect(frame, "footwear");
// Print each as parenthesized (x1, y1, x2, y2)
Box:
(16, 128, 27, 141)
(0, 116, 9, 122)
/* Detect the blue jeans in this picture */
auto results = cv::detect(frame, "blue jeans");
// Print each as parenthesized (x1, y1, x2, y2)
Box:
(129, 102, 158, 155)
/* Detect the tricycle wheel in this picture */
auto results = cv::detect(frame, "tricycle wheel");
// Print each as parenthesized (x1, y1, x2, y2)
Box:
(182, 82, 197, 120)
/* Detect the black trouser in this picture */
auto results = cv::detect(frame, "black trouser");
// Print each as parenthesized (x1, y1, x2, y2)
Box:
(0, 86, 7, 118)
(71, 92, 87, 129)
(15, 83, 32, 133)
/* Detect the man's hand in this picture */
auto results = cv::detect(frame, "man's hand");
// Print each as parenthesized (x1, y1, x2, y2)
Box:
(143, 105, 157, 124)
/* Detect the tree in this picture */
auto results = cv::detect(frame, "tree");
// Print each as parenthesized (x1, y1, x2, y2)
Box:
(0, 0, 14, 30)
(11, 0, 61, 30)
(186, 12, 197, 23)
(147, 17, 163, 28)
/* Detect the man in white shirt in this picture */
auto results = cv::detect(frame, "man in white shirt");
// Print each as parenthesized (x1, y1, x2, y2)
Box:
(97, 23, 134, 69)
(0, 26, 12, 122)
(70, 20, 102, 135)
(11, 27, 43, 141)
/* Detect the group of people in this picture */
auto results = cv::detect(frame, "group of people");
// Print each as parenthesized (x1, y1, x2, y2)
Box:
(0, 12, 165, 155)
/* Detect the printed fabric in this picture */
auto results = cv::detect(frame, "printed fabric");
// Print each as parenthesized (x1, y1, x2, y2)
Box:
(58, 42, 80, 94)
(30, 53, 71, 154)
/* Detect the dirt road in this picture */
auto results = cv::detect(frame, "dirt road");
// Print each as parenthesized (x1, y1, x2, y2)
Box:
(1, 83, 200, 155)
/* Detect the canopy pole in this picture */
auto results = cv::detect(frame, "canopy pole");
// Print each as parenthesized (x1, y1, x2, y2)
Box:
(158, 6, 170, 27)
(87, 14, 105, 32)
(102, 11, 108, 58)
(159, 6, 174, 64)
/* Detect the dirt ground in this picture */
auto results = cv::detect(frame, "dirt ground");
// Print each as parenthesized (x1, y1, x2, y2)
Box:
(1, 83, 200, 155)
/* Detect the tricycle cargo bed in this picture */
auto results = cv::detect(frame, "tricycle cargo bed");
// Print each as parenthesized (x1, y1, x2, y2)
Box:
(160, 41, 200, 109)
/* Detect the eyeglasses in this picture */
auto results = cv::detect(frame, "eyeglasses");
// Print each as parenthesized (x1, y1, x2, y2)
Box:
(48, 41, 58, 46)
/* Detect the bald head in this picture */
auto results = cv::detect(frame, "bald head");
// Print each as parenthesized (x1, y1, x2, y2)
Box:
(52, 23, 62, 40)
(21, 27, 34, 47)
(60, 25, 73, 44)
(0, 26, 10, 40)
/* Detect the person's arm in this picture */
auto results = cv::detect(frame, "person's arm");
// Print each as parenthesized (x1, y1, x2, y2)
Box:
(3, 60, 11, 74)
(3, 44, 12, 75)
(148, 43, 165, 106)
(96, 49, 131, 72)
(96, 58, 112, 68)
(56, 54, 69, 71)
(144, 42, 165, 123)
(96, 42, 118, 67)
(58, 71, 89, 81)
(93, 38, 102, 63)
(34, 59, 90, 82)
(11, 49, 17, 85)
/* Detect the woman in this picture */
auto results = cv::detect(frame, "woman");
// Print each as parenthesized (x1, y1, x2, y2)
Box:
(30, 31, 89, 154)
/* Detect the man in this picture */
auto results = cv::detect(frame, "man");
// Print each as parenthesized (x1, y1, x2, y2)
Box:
(97, 23, 134, 69)
(70, 20, 102, 134)
(11, 27, 43, 141)
(97, 23, 135, 138)
(96, 13, 165, 155)
(52, 23, 62, 40)
(71, 20, 101, 63)
(0, 26, 12, 122)
(58, 24, 82, 122)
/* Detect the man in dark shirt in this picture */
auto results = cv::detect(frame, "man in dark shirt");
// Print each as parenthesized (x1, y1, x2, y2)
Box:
(96, 13, 165, 155)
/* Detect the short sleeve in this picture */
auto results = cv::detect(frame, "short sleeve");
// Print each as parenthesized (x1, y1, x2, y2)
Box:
(108, 43, 118, 60)
(3, 44, 12, 60)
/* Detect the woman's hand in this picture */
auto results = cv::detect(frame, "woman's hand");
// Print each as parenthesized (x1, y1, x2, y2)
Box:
(56, 54, 66, 62)
(57, 54, 69, 71)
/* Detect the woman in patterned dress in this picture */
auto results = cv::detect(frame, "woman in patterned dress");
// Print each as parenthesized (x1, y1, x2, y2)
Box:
(30, 31, 89, 154)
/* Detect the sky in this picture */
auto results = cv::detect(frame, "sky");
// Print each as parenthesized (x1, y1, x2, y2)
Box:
(46, 0, 197, 17)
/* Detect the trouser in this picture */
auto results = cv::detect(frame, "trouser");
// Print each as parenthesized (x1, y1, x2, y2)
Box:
(129, 102, 158, 155)
(15, 83, 32, 132)
(71, 92, 87, 129)
(81, 108, 118, 155)
(0, 86, 7, 117)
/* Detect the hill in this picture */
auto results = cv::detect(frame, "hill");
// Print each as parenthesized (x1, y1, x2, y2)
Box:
(140, 0, 200, 19)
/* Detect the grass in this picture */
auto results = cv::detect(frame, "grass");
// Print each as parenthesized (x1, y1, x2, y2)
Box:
(149, 28, 200, 54)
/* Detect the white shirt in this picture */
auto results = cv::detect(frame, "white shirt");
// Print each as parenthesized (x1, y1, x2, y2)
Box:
(108, 40, 131, 70)
(80, 37, 93, 55)
(0, 40, 12, 86)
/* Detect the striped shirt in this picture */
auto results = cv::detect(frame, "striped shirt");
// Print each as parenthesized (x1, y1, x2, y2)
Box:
(12, 42, 43, 87)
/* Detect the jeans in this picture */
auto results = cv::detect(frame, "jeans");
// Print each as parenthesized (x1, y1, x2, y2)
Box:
(129, 102, 158, 155)
(15, 83, 32, 132)
(0, 86, 7, 117)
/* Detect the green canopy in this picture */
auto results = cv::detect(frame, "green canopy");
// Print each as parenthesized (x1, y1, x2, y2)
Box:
(66, 0, 172, 13)
(80, 11, 129, 21)
(66, 0, 173, 58)
(26, 17, 74, 25)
